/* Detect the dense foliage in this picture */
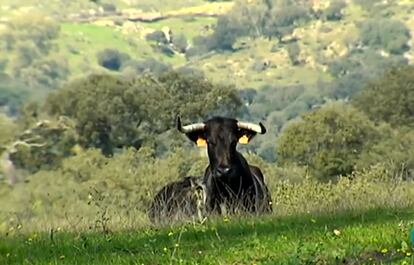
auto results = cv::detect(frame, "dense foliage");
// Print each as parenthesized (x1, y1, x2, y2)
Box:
(359, 19, 410, 55)
(352, 65, 414, 128)
(277, 103, 380, 181)
(44, 72, 241, 155)
(0, 14, 68, 89)
(0, 2, 414, 254)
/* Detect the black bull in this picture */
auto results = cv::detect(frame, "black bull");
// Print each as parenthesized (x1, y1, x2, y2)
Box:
(148, 176, 206, 223)
(148, 117, 272, 221)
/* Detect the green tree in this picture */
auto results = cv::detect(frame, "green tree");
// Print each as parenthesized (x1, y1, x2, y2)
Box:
(8, 116, 78, 173)
(327, 50, 407, 99)
(0, 73, 29, 115)
(18, 57, 69, 89)
(264, 3, 310, 41)
(172, 34, 188, 53)
(323, 0, 346, 21)
(352, 65, 414, 128)
(1, 14, 59, 55)
(0, 114, 17, 150)
(230, 0, 269, 38)
(277, 103, 379, 181)
(286, 42, 300, 65)
(44, 72, 241, 155)
(206, 16, 246, 51)
(145, 30, 169, 44)
(96, 48, 130, 71)
(249, 84, 305, 118)
(359, 19, 410, 55)
(0, 13, 67, 89)
(358, 126, 414, 180)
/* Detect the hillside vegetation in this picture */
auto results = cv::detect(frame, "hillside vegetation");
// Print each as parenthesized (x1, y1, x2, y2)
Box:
(1, 1, 414, 264)
(1, 0, 413, 150)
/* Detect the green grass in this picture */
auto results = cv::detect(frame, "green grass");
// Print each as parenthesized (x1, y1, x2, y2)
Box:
(1, 208, 413, 265)
(58, 23, 155, 75)
(58, 18, 214, 76)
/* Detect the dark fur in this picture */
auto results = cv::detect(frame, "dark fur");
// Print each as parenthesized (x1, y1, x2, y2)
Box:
(182, 117, 272, 215)
(148, 176, 206, 223)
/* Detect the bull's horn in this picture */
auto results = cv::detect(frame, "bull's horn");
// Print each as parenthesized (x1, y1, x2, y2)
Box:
(237, 121, 266, 134)
(177, 116, 205, 133)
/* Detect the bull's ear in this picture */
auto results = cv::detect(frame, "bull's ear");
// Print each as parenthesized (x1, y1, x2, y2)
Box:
(238, 134, 250, 144)
(237, 130, 257, 144)
(177, 116, 207, 147)
(237, 121, 266, 144)
(196, 137, 207, 147)
(185, 131, 207, 147)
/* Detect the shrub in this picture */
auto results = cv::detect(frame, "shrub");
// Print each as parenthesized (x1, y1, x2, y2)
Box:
(172, 34, 188, 53)
(359, 19, 410, 54)
(277, 103, 380, 181)
(0, 113, 17, 148)
(286, 42, 301, 65)
(145, 30, 168, 44)
(154, 44, 175, 57)
(185, 42, 209, 59)
(323, 0, 346, 21)
(204, 15, 246, 51)
(358, 126, 414, 180)
(96, 48, 130, 71)
(122, 58, 171, 75)
(0, 73, 29, 115)
(352, 65, 414, 128)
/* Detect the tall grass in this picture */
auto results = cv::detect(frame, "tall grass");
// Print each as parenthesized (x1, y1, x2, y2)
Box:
(1, 148, 414, 234)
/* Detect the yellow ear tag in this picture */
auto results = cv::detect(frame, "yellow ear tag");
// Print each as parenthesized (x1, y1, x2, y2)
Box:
(238, 135, 249, 144)
(196, 138, 207, 147)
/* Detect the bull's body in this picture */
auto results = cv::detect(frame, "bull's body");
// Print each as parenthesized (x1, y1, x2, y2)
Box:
(148, 176, 206, 223)
(203, 158, 272, 214)
(148, 116, 272, 223)
(178, 116, 272, 215)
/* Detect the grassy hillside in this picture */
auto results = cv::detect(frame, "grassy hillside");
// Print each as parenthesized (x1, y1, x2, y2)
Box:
(1, 208, 413, 264)
(1, 2, 414, 264)
(2, 0, 413, 91)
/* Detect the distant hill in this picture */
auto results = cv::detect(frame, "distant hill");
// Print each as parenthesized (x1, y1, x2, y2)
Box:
(1, 0, 412, 90)
(1, 0, 413, 160)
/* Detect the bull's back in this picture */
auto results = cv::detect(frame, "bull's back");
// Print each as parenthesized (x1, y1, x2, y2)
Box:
(148, 176, 206, 223)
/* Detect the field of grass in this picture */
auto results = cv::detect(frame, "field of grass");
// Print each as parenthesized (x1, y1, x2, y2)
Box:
(1, 150, 414, 264)
(1, 208, 413, 264)
(2, 1, 414, 263)
(57, 23, 154, 76)
(57, 16, 217, 77)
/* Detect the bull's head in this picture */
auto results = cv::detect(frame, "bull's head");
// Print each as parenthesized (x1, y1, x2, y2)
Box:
(177, 116, 266, 177)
